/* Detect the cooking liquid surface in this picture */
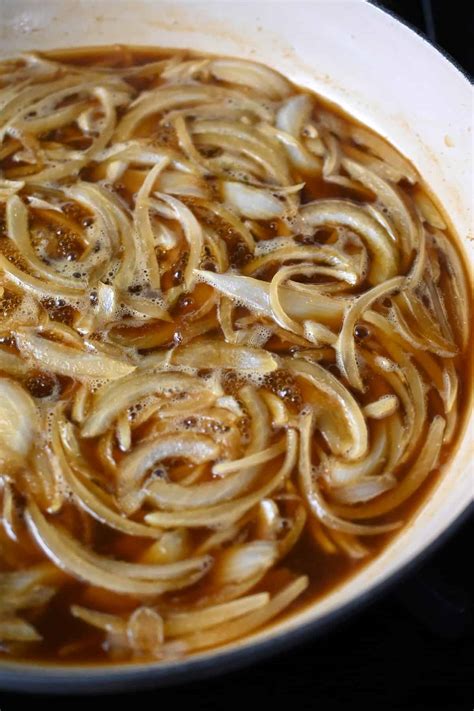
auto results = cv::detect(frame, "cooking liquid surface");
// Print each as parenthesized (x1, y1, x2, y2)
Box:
(0, 45, 471, 665)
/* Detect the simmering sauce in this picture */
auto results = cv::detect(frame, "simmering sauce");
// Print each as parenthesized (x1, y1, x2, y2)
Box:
(0, 45, 471, 665)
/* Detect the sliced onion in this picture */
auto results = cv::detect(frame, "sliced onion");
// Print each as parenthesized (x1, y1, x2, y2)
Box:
(54, 418, 162, 539)
(171, 338, 277, 373)
(25, 502, 211, 595)
(196, 270, 345, 326)
(221, 181, 286, 220)
(145, 429, 297, 529)
(164, 592, 270, 636)
(363, 395, 399, 419)
(301, 200, 399, 284)
(208, 58, 291, 99)
(133, 159, 170, 289)
(127, 606, 164, 655)
(14, 330, 135, 381)
(0, 348, 29, 376)
(245, 242, 353, 277)
(0, 617, 42, 642)
(71, 605, 125, 634)
(212, 541, 277, 585)
(81, 371, 210, 437)
(118, 432, 220, 511)
(6, 195, 80, 288)
(115, 86, 221, 141)
(342, 158, 416, 261)
(147, 440, 284, 512)
(333, 415, 446, 519)
(298, 412, 400, 535)
(153, 192, 203, 289)
(413, 188, 446, 229)
(285, 357, 368, 460)
(0, 251, 85, 301)
(327, 530, 368, 559)
(196, 200, 254, 251)
(191, 120, 290, 184)
(175, 575, 308, 653)
(432, 231, 469, 350)
(361, 315, 427, 464)
(277, 504, 307, 558)
(336, 276, 405, 391)
(0, 377, 38, 468)
(329, 474, 396, 504)
(322, 420, 388, 487)
(213, 439, 286, 476)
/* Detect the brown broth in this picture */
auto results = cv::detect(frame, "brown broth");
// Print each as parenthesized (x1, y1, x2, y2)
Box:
(0, 44, 472, 666)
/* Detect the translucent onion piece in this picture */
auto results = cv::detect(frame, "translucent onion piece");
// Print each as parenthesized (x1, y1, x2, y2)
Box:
(118, 432, 220, 509)
(175, 575, 308, 653)
(198, 200, 254, 250)
(133, 159, 170, 289)
(14, 330, 135, 381)
(171, 338, 277, 373)
(277, 504, 307, 559)
(0, 252, 84, 300)
(192, 120, 290, 184)
(65, 181, 137, 292)
(164, 593, 270, 636)
(0, 617, 42, 642)
(213, 439, 286, 476)
(6, 195, 78, 288)
(333, 415, 446, 519)
(363, 396, 399, 419)
(327, 530, 369, 559)
(127, 607, 164, 655)
(71, 604, 125, 634)
(329, 474, 396, 504)
(208, 58, 291, 99)
(301, 200, 399, 284)
(213, 541, 277, 585)
(2, 480, 17, 541)
(145, 429, 297, 529)
(25, 502, 212, 595)
(81, 371, 210, 437)
(196, 270, 345, 326)
(115, 86, 221, 141)
(413, 188, 446, 229)
(360, 317, 427, 464)
(323, 420, 388, 487)
(63, 460, 163, 539)
(155, 192, 203, 289)
(342, 158, 416, 260)
(285, 357, 368, 460)
(54, 420, 162, 539)
(432, 231, 469, 350)
(391, 292, 458, 357)
(298, 412, 400, 535)
(276, 94, 320, 171)
(0, 348, 29, 376)
(244, 242, 354, 279)
(0, 563, 62, 615)
(222, 182, 286, 220)
(336, 276, 405, 391)
(147, 440, 285, 512)
(0, 377, 38, 467)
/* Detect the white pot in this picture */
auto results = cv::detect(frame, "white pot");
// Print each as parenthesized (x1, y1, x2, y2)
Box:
(0, 0, 472, 693)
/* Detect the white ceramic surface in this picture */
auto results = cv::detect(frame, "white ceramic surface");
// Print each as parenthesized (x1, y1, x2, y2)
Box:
(0, 0, 472, 689)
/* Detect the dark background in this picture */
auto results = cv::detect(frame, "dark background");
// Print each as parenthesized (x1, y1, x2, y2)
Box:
(378, 0, 473, 76)
(1, 2, 473, 709)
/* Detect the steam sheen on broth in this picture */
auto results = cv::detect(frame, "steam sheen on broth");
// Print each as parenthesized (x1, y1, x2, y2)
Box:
(0, 46, 470, 664)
